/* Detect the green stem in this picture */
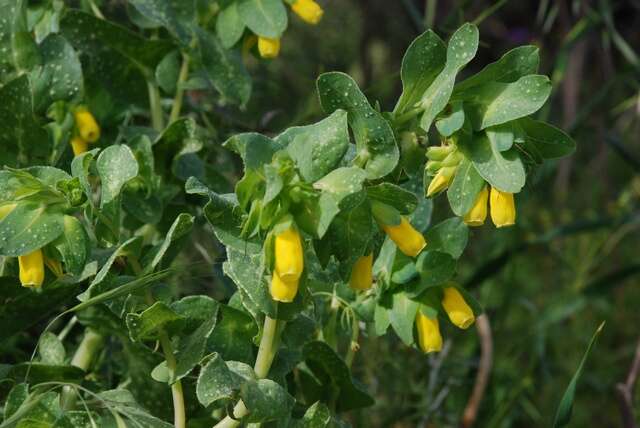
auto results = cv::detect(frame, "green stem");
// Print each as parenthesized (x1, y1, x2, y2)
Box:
(394, 106, 424, 126)
(147, 80, 165, 132)
(212, 315, 282, 428)
(61, 329, 104, 410)
(169, 53, 190, 124)
(345, 317, 360, 369)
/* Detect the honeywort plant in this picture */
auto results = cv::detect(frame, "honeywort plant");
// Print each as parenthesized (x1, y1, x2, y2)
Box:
(0, 1, 575, 426)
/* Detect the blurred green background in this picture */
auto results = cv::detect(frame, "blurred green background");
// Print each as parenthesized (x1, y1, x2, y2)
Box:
(239, 0, 640, 426)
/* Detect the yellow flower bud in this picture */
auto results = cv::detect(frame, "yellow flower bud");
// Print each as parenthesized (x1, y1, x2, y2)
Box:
(44, 257, 64, 278)
(349, 253, 373, 291)
(489, 187, 516, 228)
(426, 166, 455, 197)
(291, 0, 324, 25)
(258, 37, 280, 59)
(416, 311, 442, 353)
(381, 216, 426, 257)
(441, 287, 475, 329)
(270, 271, 299, 303)
(0, 203, 17, 221)
(463, 186, 488, 227)
(74, 108, 100, 143)
(18, 249, 45, 288)
(70, 137, 88, 156)
(274, 227, 304, 281)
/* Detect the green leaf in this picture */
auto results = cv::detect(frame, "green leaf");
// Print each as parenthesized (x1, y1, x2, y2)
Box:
(196, 353, 240, 406)
(195, 27, 251, 106)
(97, 145, 139, 207)
(455, 45, 540, 92)
(71, 149, 98, 198)
(412, 250, 456, 295)
(424, 217, 468, 258)
(0, 0, 39, 81)
(518, 118, 576, 159)
(155, 50, 181, 94)
(60, 10, 172, 70)
(207, 304, 258, 364)
(485, 123, 514, 152)
(303, 341, 374, 412)
(366, 183, 418, 215)
(237, 0, 287, 38)
(173, 311, 219, 382)
(394, 30, 446, 115)
(29, 34, 83, 112)
(4, 383, 29, 420)
(128, 0, 196, 44)
(466, 133, 526, 193)
(419, 23, 479, 131)
(0, 75, 49, 168)
(313, 167, 367, 204)
(7, 363, 85, 385)
(553, 322, 605, 428)
(291, 192, 340, 239)
(0, 203, 64, 256)
(52, 215, 90, 276)
(217, 3, 245, 48)
(294, 402, 332, 427)
(125, 302, 184, 342)
(447, 157, 485, 217)
(317, 72, 399, 179)
(38, 332, 65, 365)
(435, 101, 465, 137)
(389, 291, 419, 345)
(142, 213, 194, 273)
(462, 75, 552, 130)
(241, 378, 295, 423)
(96, 389, 174, 428)
(276, 110, 350, 182)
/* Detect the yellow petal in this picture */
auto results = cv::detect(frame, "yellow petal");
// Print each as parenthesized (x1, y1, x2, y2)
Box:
(416, 312, 442, 353)
(381, 216, 426, 257)
(274, 227, 304, 281)
(349, 253, 373, 291)
(258, 37, 280, 59)
(70, 137, 88, 156)
(489, 187, 516, 228)
(0, 203, 17, 221)
(74, 108, 100, 143)
(441, 287, 475, 329)
(291, 0, 324, 25)
(19, 249, 45, 288)
(426, 167, 455, 197)
(463, 186, 488, 227)
(270, 271, 299, 303)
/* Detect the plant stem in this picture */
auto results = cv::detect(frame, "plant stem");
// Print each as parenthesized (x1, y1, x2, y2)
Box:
(394, 106, 424, 126)
(169, 53, 190, 124)
(345, 317, 360, 369)
(147, 80, 165, 132)
(60, 329, 104, 410)
(212, 315, 282, 428)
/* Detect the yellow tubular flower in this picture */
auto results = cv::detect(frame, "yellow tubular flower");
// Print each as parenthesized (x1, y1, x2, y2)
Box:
(270, 271, 299, 303)
(490, 187, 516, 228)
(463, 186, 489, 227)
(18, 249, 45, 288)
(381, 217, 426, 257)
(44, 257, 64, 278)
(70, 137, 88, 156)
(274, 227, 304, 281)
(74, 108, 100, 143)
(258, 37, 280, 59)
(291, 0, 324, 25)
(349, 253, 373, 291)
(0, 203, 17, 221)
(441, 287, 475, 329)
(416, 312, 442, 353)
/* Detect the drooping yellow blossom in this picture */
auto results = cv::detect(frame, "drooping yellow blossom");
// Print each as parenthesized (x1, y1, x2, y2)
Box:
(441, 287, 475, 329)
(349, 253, 373, 291)
(44, 257, 64, 278)
(291, 0, 324, 25)
(18, 249, 45, 288)
(274, 227, 304, 282)
(416, 312, 442, 353)
(463, 186, 489, 227)
(258, 37, 280, 59)
(381, 216, 426, 258)
(70, 137, 88, 156)
(0, 203, 16, 221)
(270, 271, 299, 303)
(489, 187, 516, 228)
(74, 108, 100, 143)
